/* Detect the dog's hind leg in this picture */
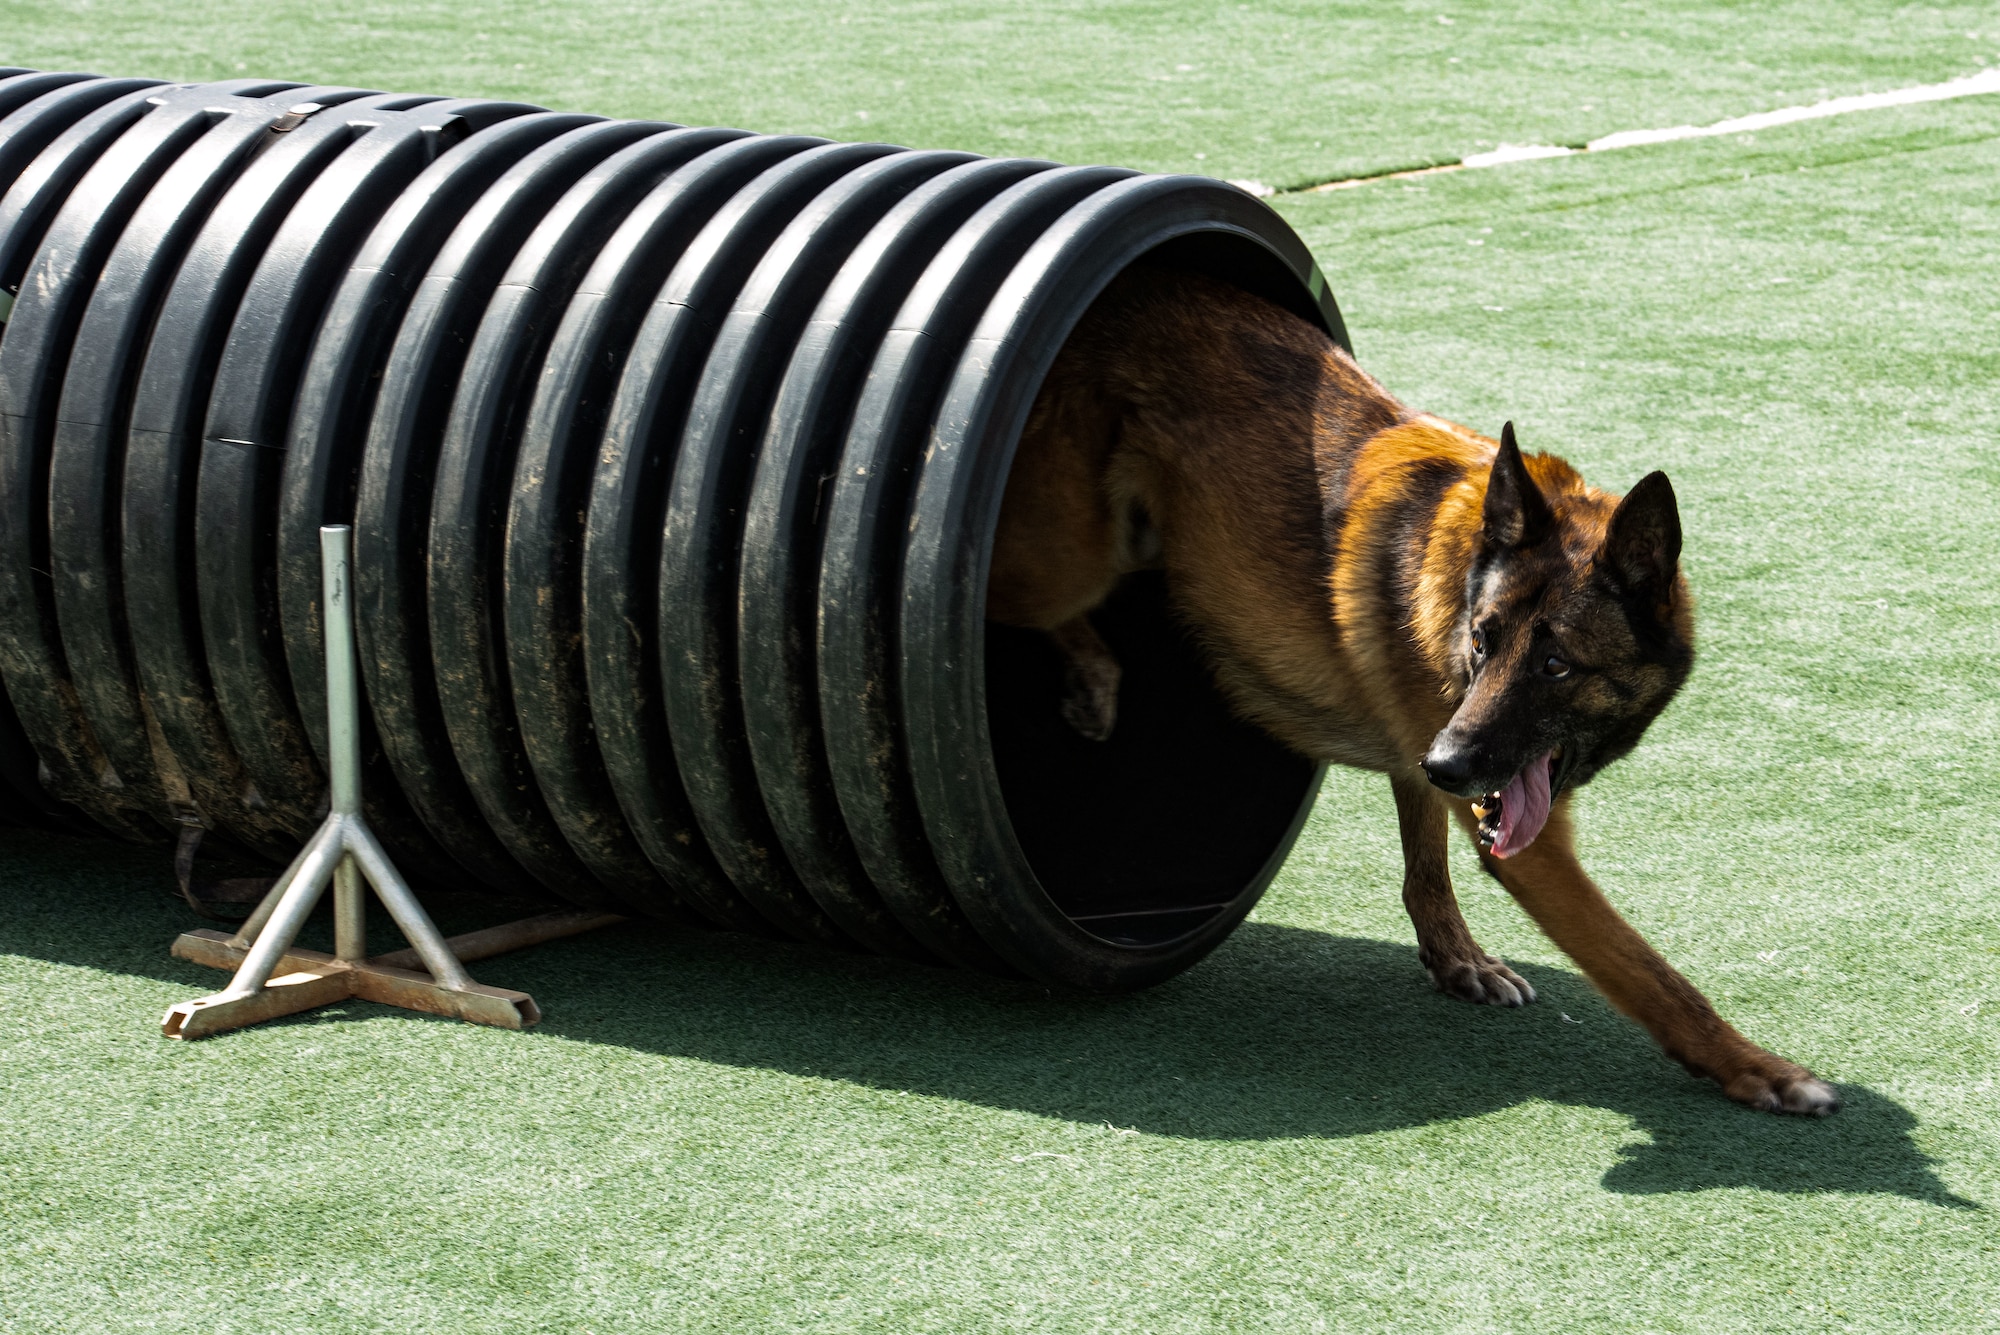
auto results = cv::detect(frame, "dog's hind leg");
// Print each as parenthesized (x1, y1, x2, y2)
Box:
(990, 355, 1134, 740)
(1392, 772, 1536, 1006)
(1465, 798, 1839, 1116)
(1048, 615, 1120, 741)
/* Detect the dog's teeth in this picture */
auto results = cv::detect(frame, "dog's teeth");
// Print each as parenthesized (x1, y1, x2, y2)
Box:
(1472, 790, 1502, 848)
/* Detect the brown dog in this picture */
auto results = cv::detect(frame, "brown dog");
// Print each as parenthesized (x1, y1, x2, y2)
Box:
(988, 268, 1837, 1116)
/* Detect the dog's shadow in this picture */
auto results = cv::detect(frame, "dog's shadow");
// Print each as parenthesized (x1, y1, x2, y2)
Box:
(0, 828, 1971, 1208)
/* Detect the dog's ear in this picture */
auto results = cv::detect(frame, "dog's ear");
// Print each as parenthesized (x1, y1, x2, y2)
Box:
(1482, 422, 1553, 548)
(1602, 470, 1683, 594)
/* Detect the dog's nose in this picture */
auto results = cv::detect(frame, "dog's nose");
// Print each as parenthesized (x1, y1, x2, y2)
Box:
(1419, 743, 1475, 794)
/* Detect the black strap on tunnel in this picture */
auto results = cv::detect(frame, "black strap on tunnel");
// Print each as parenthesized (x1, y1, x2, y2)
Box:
(114, 92, 442, 854)
(193, 96, 530, 862)
(118, 94, 532, 867)
(47, 85, 389, 857)
(195, 96, 548, 889)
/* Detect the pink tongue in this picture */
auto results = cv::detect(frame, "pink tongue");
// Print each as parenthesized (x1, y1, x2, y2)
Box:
(1491, 752, 1553, 859)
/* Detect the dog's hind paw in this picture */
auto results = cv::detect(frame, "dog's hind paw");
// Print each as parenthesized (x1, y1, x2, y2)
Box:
(1060, 681, 1117, 741)
(1050, 616, 1120, 741)
(1427, 953, 1537, 1007)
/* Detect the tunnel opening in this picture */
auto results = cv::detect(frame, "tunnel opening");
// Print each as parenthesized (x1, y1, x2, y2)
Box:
(982, 234, 1329, 951)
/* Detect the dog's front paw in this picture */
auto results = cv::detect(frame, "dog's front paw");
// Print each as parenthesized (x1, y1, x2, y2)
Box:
(1719, 1057, 1840, 1117)
(1424, 951, 1536, 1007)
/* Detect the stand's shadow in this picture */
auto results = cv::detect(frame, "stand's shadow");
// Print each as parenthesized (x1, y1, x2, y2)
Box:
(0, 828, 1971, 1207)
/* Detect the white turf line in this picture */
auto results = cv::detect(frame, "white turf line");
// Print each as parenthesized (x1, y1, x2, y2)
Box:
(1225, 66, 2000, 197)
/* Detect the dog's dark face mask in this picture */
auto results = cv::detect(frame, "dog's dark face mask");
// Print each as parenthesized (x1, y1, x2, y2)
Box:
(1420, 424, 1695, 857)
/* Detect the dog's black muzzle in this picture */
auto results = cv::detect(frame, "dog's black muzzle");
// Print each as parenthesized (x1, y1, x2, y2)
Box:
(1420, 735, 1584, 800)
(1418, 738, 1494, 798)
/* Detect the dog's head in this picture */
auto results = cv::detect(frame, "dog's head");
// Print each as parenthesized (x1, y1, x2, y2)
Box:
(1419, 423, 1694, 856)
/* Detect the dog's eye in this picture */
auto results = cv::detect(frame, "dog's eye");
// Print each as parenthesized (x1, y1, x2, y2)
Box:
(1471, 628, 1487, 658)
(1542, 655, 1571, 679)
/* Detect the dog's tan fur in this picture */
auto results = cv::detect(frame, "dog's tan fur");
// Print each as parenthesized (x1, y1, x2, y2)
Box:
(987, 268, 1835, 1115)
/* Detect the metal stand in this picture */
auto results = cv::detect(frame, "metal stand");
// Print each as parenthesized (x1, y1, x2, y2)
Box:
(162, 526, 621, 1040)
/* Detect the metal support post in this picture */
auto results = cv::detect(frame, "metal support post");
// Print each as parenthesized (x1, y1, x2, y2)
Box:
(162, 526, 623, 1039)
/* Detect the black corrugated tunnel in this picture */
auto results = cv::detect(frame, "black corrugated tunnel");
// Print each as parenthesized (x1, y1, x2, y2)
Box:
(0, 70, 1343, 992)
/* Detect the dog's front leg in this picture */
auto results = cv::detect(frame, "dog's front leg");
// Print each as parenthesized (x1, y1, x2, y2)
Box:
(1392, 772, 1535, 1006)
(1465, 798, 1838, 1115)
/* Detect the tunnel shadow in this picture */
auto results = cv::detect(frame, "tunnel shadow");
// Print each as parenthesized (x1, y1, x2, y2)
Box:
(0, 826, 1973, 1208)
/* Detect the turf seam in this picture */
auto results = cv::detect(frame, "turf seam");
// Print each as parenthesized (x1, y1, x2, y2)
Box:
(1295, 127, 2000, 244)
(1234, 66, 2000, 198)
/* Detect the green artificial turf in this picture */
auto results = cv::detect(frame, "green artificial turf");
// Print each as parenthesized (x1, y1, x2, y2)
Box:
(3, 6, 2000, 1332)
(3, 0, 2000, 185)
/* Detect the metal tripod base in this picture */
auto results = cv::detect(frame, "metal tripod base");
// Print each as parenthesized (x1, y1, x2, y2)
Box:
(165, 932, 539, 1037)
(159, 525, 626, 1041)
(163, 908, 624, 1038)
